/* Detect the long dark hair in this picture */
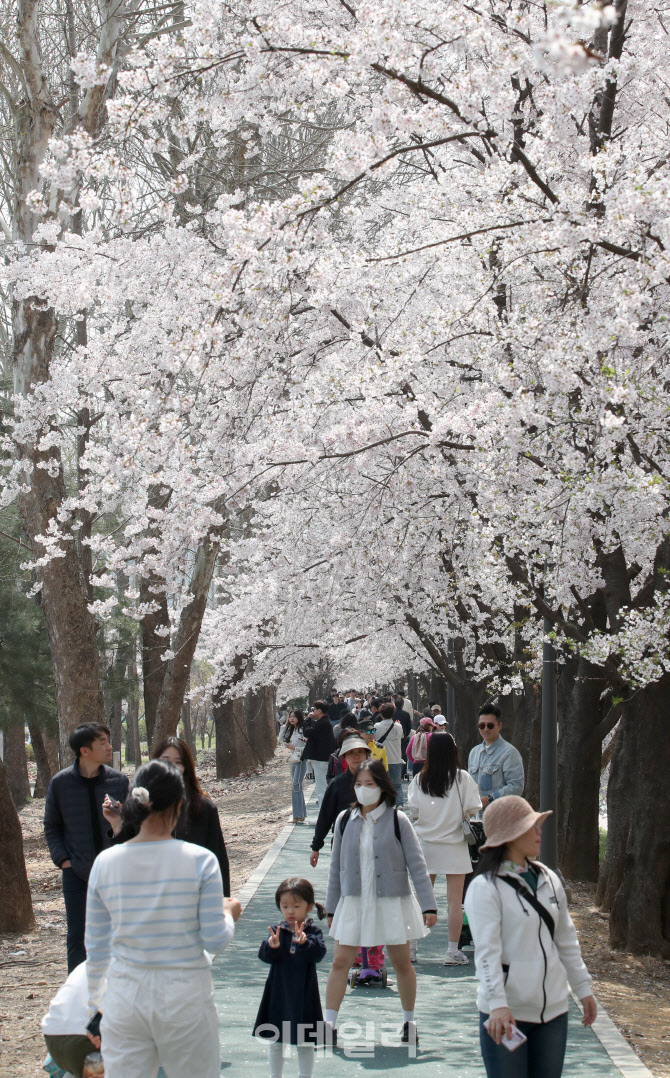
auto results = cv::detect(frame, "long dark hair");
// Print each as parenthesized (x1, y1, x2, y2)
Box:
(352, 758, 397, 807)
(475, 846, 506, 878)
(275, 876, 326, 920)
(418, 732, 460, 796)
(121, 760, 185, 831)
(151, 736, 206, 817)
(281, 709, 305, 742)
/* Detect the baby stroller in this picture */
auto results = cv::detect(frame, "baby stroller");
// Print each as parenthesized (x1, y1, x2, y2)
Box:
(349, 945, 388, 988)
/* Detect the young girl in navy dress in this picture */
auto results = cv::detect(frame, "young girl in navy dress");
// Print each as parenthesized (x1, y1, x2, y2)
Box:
(253, 877, 327, 1077)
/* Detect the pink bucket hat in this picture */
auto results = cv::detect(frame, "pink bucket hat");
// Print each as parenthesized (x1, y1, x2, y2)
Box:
(419, 716, 437, 729)
(480, 795, 552, 850)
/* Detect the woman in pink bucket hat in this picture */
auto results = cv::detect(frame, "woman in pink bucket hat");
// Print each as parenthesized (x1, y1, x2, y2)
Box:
(464, 796, 597, 1078)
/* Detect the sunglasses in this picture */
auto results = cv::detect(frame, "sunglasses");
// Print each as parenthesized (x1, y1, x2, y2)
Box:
(478, 722, 497, 730)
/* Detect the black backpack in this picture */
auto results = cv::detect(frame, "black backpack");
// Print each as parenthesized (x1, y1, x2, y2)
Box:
(339, 806, 402, 843)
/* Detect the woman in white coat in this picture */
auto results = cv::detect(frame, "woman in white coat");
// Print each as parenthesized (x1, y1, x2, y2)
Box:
(464, 796, 596, 1078)
(408, 731, 481, 965)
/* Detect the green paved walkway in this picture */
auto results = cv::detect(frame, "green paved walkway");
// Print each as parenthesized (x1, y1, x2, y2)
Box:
(212, 793, 642, 1077)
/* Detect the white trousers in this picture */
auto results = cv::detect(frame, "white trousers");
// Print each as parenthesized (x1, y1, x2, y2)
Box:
(101, 961, 220, 1078)
(311, 760, 329, 805)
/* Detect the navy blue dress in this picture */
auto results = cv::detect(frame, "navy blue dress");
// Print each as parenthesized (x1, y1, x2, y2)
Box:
(253, 920, 326, 1044)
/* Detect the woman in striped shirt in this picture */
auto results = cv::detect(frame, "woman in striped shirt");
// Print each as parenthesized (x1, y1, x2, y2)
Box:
(85, 760, 241, 1078)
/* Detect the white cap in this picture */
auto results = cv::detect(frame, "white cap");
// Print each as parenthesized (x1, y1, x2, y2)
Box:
(433, 715, 447, 725)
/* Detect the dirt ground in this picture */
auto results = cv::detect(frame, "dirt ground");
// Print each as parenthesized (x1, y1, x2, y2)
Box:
(2, 753, 669, 1077)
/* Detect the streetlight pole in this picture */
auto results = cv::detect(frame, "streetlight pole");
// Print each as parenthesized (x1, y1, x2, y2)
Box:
(540, 615, 558, 868)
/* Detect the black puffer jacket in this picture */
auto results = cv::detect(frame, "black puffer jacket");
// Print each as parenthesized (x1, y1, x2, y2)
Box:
(44, 761, 129, 881)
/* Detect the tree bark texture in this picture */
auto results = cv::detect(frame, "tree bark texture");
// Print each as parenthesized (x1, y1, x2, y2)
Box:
(27, 718, 56, 798)
(180, 697, 196, 754)
(152, 531, 221, 746)
(596, 675, 670, 956)
(0, 758, 35, 932)
(214, 696, 254, 778)
(555, 657, 606, 882)
(3, 724, 31, 808)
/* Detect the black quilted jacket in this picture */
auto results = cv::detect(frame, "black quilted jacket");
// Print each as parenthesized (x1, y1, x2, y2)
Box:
(44, 760, 129, 881)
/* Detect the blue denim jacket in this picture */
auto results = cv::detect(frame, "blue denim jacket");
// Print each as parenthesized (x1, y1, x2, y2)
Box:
(467, 735, 524, 800)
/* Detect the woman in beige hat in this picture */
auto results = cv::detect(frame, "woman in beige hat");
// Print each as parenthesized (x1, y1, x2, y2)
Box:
(464, 796, 597, 1078)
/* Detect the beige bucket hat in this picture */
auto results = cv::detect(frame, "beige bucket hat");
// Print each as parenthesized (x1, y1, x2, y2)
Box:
(480, 795, 552, 850)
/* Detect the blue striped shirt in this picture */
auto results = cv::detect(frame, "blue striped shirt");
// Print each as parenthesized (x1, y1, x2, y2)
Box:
(85, 839, 234, 1010)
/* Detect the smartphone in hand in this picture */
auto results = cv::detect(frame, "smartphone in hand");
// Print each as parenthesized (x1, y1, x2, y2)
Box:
(484, 1020, 527, 1052)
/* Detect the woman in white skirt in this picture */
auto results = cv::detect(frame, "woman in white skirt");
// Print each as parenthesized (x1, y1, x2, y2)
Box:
(324, 759, 437, 1046)
(407, 732, 481, 966)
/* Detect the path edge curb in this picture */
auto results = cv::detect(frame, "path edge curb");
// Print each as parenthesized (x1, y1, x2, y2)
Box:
(571, 991, 654, 1078)
(236, 784, 316, 912)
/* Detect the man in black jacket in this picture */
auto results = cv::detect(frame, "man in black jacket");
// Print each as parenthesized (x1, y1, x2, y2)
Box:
(328, 692, 348, 728)
(302, 701, 336, 807)
(44, 722, 129, 971)
(309, 732, 369, 867)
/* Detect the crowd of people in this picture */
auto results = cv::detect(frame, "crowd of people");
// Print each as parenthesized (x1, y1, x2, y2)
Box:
(40, 690, 597, 1078)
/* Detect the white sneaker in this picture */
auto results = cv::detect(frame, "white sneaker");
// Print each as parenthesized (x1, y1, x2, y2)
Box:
(443, 950, 469, 966)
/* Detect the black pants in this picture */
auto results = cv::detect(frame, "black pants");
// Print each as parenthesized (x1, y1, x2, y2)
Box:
(62, 868, 88, 972)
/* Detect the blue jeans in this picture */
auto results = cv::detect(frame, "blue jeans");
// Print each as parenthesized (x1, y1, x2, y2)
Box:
(291, 760, 307, 818)
(479, 1011, 568, 1078)
(62, 868, 88, 972)
(388, 762, 404, 806)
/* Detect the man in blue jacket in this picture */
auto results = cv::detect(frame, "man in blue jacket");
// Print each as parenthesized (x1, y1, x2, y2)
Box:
(467, 704, 524, 809)
(44, 722, 129, 971)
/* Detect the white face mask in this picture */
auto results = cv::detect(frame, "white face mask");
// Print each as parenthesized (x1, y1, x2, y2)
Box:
(355, 785, 380, 807)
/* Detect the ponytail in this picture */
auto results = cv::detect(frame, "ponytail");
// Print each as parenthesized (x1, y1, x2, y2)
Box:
(121, 760, 186, 831)
(313, 900, 327, 920)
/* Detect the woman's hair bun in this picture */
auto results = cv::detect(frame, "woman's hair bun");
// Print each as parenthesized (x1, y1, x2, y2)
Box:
(121, 759, 186, 827)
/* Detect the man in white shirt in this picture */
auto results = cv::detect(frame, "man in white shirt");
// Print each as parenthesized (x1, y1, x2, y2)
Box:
(374, 702, 405, 806)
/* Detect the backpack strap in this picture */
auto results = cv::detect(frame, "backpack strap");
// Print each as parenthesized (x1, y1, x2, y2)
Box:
(339, 806, 402, 843)
(339, 808, 353, 835)
(375, 719, 395, 746)
(500, 875, 556, 940)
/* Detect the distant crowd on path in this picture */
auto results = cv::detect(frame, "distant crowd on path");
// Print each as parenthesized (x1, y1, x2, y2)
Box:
(39, 691, 595, 1078)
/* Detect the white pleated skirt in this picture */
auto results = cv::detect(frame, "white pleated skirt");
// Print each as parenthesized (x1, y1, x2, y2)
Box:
(330, 892, 429, 947)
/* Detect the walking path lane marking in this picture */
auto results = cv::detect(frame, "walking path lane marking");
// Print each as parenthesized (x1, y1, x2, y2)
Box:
(213, 792, 651, 1076)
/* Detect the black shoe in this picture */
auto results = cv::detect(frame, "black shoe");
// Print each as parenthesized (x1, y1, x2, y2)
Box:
(401, 1021, 418, 1046)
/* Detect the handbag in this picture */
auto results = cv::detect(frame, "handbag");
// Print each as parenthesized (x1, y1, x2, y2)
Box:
(455, 773, 477, 845)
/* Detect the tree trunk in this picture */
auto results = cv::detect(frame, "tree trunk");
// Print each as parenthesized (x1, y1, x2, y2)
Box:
(27, 719, 55, 798)
(124, 640, 141, 765)
(152, 532, 220, 745)
(245, 685, 277, 764)
(596, 675, 670, 956)
(180, 697, 196, 754)
(214, 695, 254, 778)
(3, 725, 30, 806)
(556, 657, 606, 882)
(452, 679, 490, 763)
(3, 724, 31, 808)
(0, 758, 35, 932)
(140, 573, 170, 747)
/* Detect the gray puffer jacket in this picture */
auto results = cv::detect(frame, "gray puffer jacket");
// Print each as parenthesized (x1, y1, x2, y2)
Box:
(326, 803, 436, 915)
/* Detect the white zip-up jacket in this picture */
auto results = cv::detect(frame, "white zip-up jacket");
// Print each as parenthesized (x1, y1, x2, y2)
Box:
(464, 861, 592, 1024)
